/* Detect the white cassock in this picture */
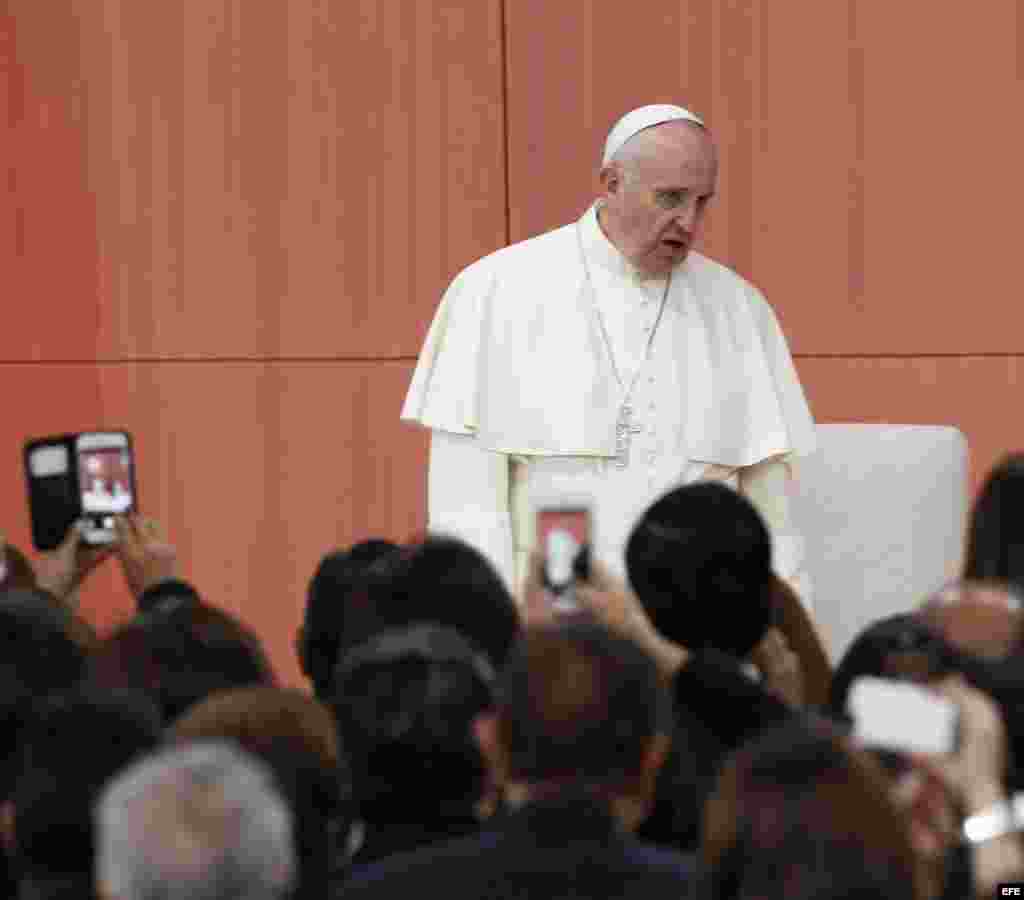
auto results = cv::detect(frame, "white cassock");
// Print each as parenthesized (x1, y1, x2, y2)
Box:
(401, 203, 817, 611)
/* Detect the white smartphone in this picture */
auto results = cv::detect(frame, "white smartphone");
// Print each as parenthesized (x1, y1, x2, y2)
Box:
(75, 431, 136, 545)
(536, 503, 592, 613)
(849, 676, 959, 755)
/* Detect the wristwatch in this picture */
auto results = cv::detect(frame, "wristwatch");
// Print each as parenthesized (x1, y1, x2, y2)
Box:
(962, 794, 1024, 845)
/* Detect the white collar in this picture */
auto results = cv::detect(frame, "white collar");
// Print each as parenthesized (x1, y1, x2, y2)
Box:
(579, 204, 671, 287)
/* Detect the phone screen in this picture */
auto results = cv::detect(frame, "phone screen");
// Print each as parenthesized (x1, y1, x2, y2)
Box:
(536, 506, 591, 610)
(849, 676, 959, 755)
(76, 434, 134, 539)
(536, 508, 591, 551)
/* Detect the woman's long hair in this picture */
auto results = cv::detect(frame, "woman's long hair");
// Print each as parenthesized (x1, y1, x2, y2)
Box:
(964, 453, 1024, 591)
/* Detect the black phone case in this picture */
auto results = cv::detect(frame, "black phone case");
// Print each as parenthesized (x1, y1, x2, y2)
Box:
(24, 431, 137, 551)
(24, 434, 79, 552)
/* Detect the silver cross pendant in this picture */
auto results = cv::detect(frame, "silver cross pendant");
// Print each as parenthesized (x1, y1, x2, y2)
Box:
(614, 404, 643, 469)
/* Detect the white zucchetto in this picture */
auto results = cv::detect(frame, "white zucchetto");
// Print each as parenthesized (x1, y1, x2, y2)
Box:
(601, 104, 705, 167)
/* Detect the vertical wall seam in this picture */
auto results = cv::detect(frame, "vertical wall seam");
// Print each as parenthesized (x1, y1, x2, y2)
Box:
(498, 0, 511, 247)
(848, 0, 865, 311)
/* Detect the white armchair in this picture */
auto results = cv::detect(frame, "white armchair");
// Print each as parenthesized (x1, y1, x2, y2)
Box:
(790, 424, 969, 663)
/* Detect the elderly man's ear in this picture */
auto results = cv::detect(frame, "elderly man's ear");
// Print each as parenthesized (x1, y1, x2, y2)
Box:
(599, 165, 622, 198)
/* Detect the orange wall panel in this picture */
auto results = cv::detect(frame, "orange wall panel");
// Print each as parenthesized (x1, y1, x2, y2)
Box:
(4, 1, 506, 362)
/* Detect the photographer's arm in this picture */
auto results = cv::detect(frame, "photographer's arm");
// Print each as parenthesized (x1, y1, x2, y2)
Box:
(737, 456, 809, 606)
(34, 520, 112, 611)
(428, 430, 516, 594)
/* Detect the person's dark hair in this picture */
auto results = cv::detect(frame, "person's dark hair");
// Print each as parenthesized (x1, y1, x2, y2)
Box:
(170, 687, 352, 900)
(0, 589, 87, 801)
(625, 482, 774, 658)
(87, 596, 275, 725)
(9, 686, 162, 897)
(496, 621, 671, 785)
(700, 720, 920, 900)
(371, 535, 520, 669)
(0, 543, 38, 592)
(301, 539, 402, 698)
(964, 453, 1024, 592)
(330, 623, 494, 824)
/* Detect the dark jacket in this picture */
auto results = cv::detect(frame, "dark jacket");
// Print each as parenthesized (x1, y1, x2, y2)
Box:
(338, 791, 697, 900)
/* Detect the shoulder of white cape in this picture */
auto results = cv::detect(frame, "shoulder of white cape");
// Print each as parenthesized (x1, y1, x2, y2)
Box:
(443, 219, 786, 341)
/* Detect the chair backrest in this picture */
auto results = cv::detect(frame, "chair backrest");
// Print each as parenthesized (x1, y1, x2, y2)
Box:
(790, 424, 969, 662)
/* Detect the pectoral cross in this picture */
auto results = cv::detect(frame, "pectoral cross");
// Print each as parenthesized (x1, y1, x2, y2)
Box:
(614, 404, 643, 468)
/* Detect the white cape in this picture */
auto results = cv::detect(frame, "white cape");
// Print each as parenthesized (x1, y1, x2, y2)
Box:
(402, 206, 815, 468)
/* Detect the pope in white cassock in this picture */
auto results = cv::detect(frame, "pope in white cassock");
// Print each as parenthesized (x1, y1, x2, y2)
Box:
(401, 104, 818, 613)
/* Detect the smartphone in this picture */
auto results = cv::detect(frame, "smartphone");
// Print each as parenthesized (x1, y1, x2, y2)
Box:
(536, 503, 592, 612)
(75, 432, 136, 544)
(849, 676, 959, 755)
(25, 431, 136, 550)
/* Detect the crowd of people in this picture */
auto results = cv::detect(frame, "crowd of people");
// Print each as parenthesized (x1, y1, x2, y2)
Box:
(3, 457, 1024, 899)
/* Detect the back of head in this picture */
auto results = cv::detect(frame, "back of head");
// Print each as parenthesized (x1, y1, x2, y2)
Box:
(171, 687, 351, 898)
(964, 453, 1024, 592)
(626, 482, 774, 657)
(10, 685, 161, 884)
(701, 720, 919, 900)
(497, 621, 670, 786)
(373, 535, 520, 669)
(1, 548, 100, 652)
(330, 623, 494, 823)
(0, 589, 86, 801)
(96, 741, 294, 900)
(301, 539, 402, 698)
(1, 547, 100, 653)
(88, 597, 275, 725)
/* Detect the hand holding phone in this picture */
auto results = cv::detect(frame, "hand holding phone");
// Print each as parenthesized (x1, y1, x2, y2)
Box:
(34, 517, 115, 603)
(113, 514, 178, 598)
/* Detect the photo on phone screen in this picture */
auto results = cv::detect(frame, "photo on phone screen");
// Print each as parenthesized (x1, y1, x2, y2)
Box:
(536, 505, 592, 609)
(536, 507, 591, 554)
(75, 432, 135, 542)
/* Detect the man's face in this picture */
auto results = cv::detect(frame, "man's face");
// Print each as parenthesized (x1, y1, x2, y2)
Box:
(599, 123, 717, 278)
